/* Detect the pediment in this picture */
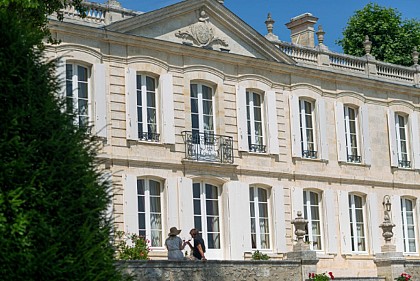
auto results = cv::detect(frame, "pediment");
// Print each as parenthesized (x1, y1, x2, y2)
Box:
(107, 0, 295, 64)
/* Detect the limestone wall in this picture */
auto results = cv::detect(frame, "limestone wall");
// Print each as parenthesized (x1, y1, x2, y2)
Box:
(118, 260, 302, 281)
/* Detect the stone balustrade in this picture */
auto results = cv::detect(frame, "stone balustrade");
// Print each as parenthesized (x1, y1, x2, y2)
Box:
(274, 41, 420, 87)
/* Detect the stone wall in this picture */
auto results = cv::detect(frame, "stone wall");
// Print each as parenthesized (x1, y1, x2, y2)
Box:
(118, 260, 302, 281)
(404, 261, 420, 281)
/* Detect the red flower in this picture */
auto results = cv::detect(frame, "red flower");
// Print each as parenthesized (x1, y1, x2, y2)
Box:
(328, 272, 335, 279)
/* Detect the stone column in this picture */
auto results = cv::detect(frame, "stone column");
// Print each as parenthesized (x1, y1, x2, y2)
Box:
(287, 211, 319, 281)
(374, 200, 406, 281)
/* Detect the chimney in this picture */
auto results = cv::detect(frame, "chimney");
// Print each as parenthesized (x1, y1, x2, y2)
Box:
(285, 13, 318, 47)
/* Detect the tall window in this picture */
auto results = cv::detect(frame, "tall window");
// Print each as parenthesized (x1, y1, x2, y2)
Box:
(137, 75, 158, 141)
(191, 83, 214, 138)
(137, 179, 162, 247)
(250, 187, 270, 249)
(395, 114, 411, 168)
(299, 99, 317, 158)
(66, 63, 89, 127)
(246, 91, 265, 153)
(303, 190, 322, 250)
(401, 198, 417, 253)
(348, 194, 366, 252)
(193, 182, 220, 249)
(344, 106, 361, 163)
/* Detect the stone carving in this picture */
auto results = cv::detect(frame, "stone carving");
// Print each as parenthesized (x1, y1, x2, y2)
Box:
(175, 10, 228, 49)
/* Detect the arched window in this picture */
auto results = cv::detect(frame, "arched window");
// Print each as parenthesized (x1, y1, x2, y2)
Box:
(246, 91, 265, 153)
(303, 190, 323, 250)
(136, 74, 158, 141)
(344, 105, 361, 163)
(299, 99, 317, 158)
(348, 194, 366, 252)
(66, 63, 90, 127)
(401, 197, 417, 253)
(137, 178, 162, 247)
(395, 113, 410, 168)
(249, 186, 270, 249)
(193, 182, 220, 249)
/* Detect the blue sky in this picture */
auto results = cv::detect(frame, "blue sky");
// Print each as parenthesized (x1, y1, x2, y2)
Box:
(108, 0, 419, 53)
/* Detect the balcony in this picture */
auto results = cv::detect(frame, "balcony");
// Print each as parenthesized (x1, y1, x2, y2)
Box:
(302, 150, 317, 159)
(182, 131, 234, 164)
(139, 132, 160, 142)
(249, 144, 266, 153)
(398, 160, 411, 169)
(347, 154, 362, 163)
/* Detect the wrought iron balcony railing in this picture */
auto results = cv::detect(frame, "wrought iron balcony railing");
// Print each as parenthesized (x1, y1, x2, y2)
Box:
(249, 144, 266, 153)
(182, 131, 234, 164)
(302, 150, 317, 159)
(347, 154, 362, 163)
(139, 132, 160, 142)
(398, 160, 411, 168)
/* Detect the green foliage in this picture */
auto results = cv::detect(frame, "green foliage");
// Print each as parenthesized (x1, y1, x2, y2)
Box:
(115, 231, 151, 260)
(0, 10, 125, 281)
(337, 3, 420, 66)
(251, 250, 270, 260)
(0, 0, 85, 42)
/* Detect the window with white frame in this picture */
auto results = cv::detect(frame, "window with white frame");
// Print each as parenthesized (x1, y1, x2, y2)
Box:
(395, 114, 411, 168)
(401, 198, 417, 253)
(303, 190, 323, 250)
(137, 75, 158, 141)
(250, 187, 270, 249)
(191, 83, 214, 138)
(299, 99, 317, 158)
(66, 63, 90, 127)
(193, 182, 220, 249)
(137, 178, 162, 247)
(348, 194, 366, 252)
(246, 91, 265, 153)
(344, 106, 361, 163)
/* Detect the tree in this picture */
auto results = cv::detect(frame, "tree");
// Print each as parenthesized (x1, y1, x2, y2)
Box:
(337, 3, 420, 66)
(0, 0, 84, 42)
(0, 9, 126, 281)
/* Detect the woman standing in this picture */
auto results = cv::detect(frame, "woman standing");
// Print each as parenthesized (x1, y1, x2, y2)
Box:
(165, 227, 186, 260)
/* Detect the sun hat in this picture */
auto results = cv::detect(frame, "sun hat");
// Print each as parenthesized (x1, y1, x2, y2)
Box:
(168, 227, 181, 236)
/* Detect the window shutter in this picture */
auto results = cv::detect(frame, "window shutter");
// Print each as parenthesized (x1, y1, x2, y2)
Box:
(265, 90, 279, 154)
(93, 63, 107, 138)
(56, 58, 66, 101)
(123, 174, 138, 236)
(102, 171, 113, 221)
(391, 195, 404, 252)
(291, 186, 304, 218)
(367, 193, 381, 254)
(125, 68, 138, 140)
(360, 104, 371, 165)
(410, 112, 420, 169)
(338, 190, 351, 255)
(289, 94, 302, 157)
(387, 109, 398, 167)
(317, 99, 329, 161)
(324, 189, 338, 254)
(178, 177, 194, 234)
(159, 73, 175, 144)
(166, 177, 179, 228)
(236, 85, 248, 151)
(223, 181, 251, 259)
(272, 185, 287, 253)
(335, 101, 346, 162)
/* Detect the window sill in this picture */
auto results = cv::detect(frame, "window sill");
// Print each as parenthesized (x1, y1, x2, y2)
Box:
(316, 252, 336, 259)
(342, 253, 373, 260)
(241, 151, 274, 157)
(338, 161, 370, 167)
(127, 139, 165, 147)
(293, 157, 328, 164)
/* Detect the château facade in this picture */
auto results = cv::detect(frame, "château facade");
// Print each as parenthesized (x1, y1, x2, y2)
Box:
(46, 0, 420, 277)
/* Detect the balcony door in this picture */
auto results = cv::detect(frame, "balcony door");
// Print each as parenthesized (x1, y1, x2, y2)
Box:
(190, 83, 217, 161)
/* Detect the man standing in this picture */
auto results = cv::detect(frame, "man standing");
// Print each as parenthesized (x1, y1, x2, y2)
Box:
(185, 228, 206, 261)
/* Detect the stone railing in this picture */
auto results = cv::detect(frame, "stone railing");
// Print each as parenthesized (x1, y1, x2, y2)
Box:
(59, 2, 140, 25)
(273, 41, 420, 87)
